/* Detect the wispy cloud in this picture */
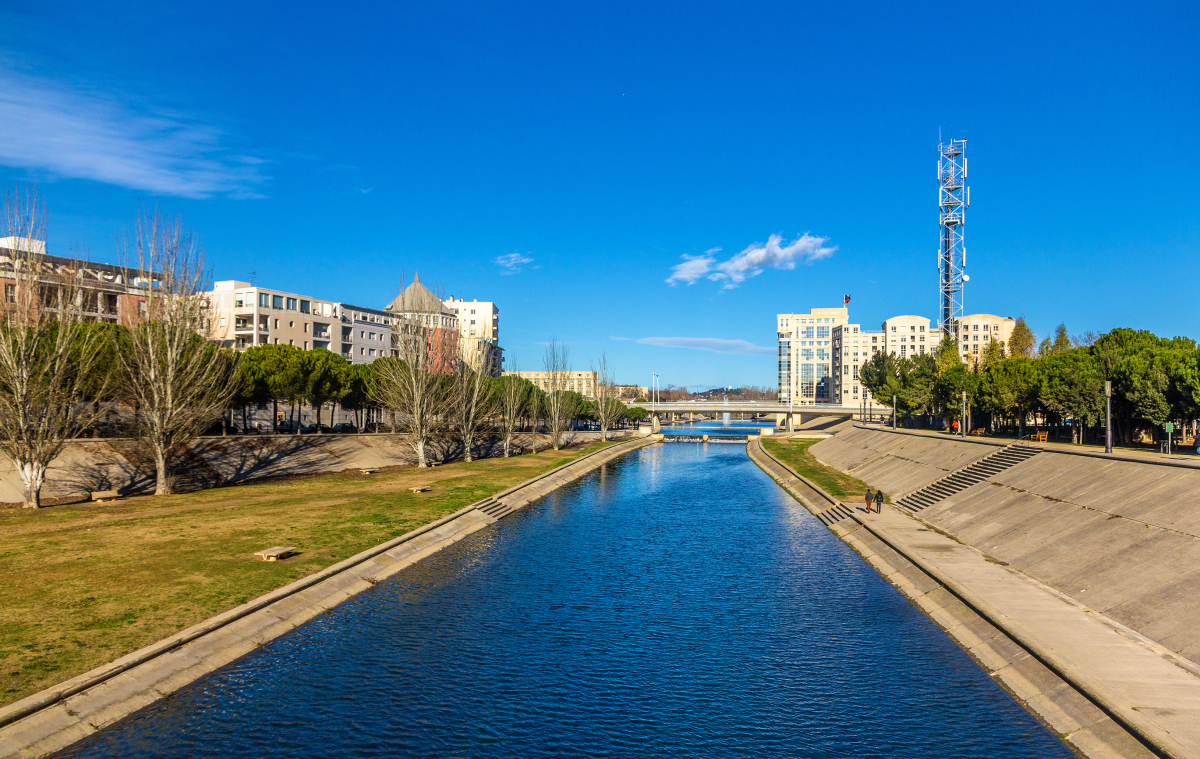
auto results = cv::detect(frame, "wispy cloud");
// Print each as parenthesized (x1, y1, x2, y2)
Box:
(495, 252, 533, 274)
(610, 336, 630, 341)
(636, 337, 774, 355)
(0, 67, 264, 198)
(665, 233, 835, 288)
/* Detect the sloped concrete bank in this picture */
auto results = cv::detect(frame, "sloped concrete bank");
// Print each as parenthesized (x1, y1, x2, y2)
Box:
(748, 439, 1165, 759)
(813, 425, 1200, 664)
(0, 436, 657, 759)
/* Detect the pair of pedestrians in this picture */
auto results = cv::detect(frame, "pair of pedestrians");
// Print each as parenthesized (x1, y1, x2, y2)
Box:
(863, 489, 883, 514)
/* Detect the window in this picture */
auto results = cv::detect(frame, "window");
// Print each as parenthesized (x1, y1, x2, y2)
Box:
(910, 325, 916, 332)
(361, 348, 366, 355)
(369, 348, 376, 357)
(872, 336, 878, 343)
(300, 300, 310, 314)
(272, 295, 284, 309)
(983, 334, 989, 341)
(360, 330, 365, 338)
(994, 325, 1000, 331)
(289, 321, 294, 328)
(816, 326, 830, 339)
(234, 294, 244, 308)
(259, 293, 270, 307)
(138, 301, 147, 317)
(891, 326, 897, 332)
(920, 326, 925, 332)
(289, 339, 294, 346)
(801, 326, 814, 338)
(3, 283, 13, 303)
(220, 318, 227, 328)
(285, 297, 295, 310)
(274, 319, 279, 329)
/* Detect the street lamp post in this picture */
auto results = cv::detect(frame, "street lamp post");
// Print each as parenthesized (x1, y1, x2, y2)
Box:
(1105, 380, 1112, 454)
(961, 390, 967, 438)
(892, 394, 897, 430)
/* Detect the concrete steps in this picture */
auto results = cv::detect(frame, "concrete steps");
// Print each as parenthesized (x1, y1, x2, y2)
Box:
(477, 498, 514, 520)
(895, 444, 1039, 514)
(817, 503, 857, 525)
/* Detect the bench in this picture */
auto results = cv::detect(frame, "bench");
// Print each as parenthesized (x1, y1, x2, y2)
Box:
(253, 546, 297, 562)
(408, 485, 430, 493)
(90, 490, 120, 502)
(359, 468, 379, 475)
(1033, 431, 1049, 443)
(969, 428, 987, 436)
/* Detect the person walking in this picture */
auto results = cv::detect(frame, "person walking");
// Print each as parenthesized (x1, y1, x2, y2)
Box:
(864, 489, 874, 513)
(874, 490, 884, 514)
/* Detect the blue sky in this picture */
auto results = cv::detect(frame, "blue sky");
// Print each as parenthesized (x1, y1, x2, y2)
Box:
(1, 1, 1197, 390)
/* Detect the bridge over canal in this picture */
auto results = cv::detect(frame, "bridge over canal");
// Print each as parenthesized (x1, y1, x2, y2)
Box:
(644, 401, 874, 432)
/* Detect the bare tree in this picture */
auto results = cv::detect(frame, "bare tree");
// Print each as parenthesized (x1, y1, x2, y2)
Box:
(0, 188, 112, 508)
(450, 344, 495, 462)
(117, 209, 238, 495)
(542, 337, 577, 450)
(591, 353, 622, 441)
(373, 275, 455, 467)
(497, 363, 530, 458)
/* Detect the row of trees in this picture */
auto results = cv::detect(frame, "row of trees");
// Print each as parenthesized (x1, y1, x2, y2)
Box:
(0, 188, 650, 507)
(860, 325, 1200, 445)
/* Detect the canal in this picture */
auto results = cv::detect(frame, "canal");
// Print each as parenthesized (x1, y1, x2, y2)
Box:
(58, 442, 1070, 758)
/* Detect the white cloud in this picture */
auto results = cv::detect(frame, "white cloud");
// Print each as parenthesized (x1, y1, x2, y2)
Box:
(610, 336, 630, 340)
(495, 252, 533, 274)
(0, 67, 264, 198)
(636, 336, 774, 355)
(665, 233, 836, 288)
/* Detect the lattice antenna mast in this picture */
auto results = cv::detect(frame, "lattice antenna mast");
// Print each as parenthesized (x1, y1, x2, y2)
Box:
(937, 138, 968, 337)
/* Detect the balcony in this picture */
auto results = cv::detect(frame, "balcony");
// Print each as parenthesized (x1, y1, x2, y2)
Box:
(313, 331, 330, 340)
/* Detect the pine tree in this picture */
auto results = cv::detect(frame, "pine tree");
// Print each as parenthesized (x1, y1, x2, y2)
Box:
(1008, 317, 1036, 358)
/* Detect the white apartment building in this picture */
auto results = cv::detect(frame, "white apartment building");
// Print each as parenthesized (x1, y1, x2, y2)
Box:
(336, 303, 395, 364)
(504, 370, 598, 399)
(776, 307, 848, 405)
(444, 296, 502, 376)
(831, 323, 887, 410)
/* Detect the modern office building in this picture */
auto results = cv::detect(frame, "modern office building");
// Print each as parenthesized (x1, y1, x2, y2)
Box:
(336, 302, 395, 364)
(504, 370, 599, 399)
(444, 296, 502, 376)
(776, 307, 849, 405)
(831, 323, 887, 410)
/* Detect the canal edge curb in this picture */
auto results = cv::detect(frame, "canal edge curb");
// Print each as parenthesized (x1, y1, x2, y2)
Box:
(746, 437, 1161, 759)
(0, 436, 656, 759)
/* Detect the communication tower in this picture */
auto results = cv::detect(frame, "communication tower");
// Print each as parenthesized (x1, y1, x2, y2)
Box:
(937, 139, 969, 338)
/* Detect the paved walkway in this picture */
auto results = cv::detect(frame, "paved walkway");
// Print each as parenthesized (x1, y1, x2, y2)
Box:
(858, 505, 1200, 759)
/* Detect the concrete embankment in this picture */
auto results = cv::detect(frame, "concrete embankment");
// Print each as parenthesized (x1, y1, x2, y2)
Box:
(0, 430, 636, 504)
(748, 436, 1200, 759)
(0, 436, 657, 759)
(812, 426, 1200, 664)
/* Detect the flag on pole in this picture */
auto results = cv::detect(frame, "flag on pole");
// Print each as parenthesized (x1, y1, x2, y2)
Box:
(844, 294, 851, 305)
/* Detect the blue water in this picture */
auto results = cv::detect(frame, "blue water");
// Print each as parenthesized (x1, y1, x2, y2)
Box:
(57, 444, 1069, 758)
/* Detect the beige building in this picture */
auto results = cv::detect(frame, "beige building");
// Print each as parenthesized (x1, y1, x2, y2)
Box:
(444, 296, 502, 376)
(505, 370, 598, 399)
(211, 281, 340, 353)
(952, 314, 1016, 365)
(882, 315, 939, 360)
(776, 307, 848, 405)
(831, 323, 887, 411)
(613, 384, 650, 401)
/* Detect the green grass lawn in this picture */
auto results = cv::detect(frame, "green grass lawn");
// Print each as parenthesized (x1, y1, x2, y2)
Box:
(761, 438, 886, 501)
(0, 440, 623, 706)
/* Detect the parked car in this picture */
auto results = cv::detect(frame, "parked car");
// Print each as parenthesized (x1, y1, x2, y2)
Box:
(332, 423, 358, 434)
(275, 420, 302, 434)
(300, 423, 334, 435)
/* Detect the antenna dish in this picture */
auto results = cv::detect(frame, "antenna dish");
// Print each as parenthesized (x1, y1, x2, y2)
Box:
(962, 274, 970, 282)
